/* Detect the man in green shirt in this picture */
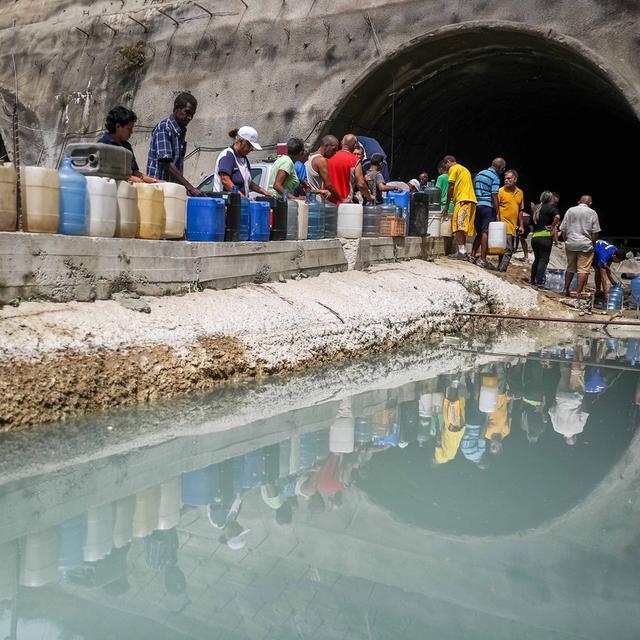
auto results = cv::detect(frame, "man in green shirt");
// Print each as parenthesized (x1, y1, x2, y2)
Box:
(436, 160, 454, 214)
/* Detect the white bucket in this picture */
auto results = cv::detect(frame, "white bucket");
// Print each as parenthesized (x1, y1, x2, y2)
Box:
(132, 485, 161, 538)
(337, 203, 363, 238)
(427, 213, 441, 238)
(83, 502, 114, 562)
(440, 214, 453, 237)
(86, 176, 117, 237)
(116, 180, 138, 238)
(330, 417, 355, 453)
(479, 379, 499, 413)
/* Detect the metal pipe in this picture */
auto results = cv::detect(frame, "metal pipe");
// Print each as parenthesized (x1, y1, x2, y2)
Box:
(453, 311, 640, 327)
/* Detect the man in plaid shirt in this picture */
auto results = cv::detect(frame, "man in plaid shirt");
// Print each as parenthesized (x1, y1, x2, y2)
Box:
(146, 92, 204, 196)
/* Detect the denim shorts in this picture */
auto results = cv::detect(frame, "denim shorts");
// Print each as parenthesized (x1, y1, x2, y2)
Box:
(475, 205, 496, 234)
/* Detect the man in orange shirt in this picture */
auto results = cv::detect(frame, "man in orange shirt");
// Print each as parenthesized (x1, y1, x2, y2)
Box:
(497, 169, 525, 272)
(327, 134, 372, 204)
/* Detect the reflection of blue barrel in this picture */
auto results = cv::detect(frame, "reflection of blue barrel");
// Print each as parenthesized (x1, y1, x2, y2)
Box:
(186, 197, 225, 241)
(58, 514, 87, 573)
(355, 417, 373, 444)
(233, 450, 266, 491)
(181, 465, 216, 506)
(249, 201, 270, 241)
(307, 200, 324, 240)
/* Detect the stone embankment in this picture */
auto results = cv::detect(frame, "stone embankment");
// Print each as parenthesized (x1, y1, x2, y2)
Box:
(0, 259, 539, 429)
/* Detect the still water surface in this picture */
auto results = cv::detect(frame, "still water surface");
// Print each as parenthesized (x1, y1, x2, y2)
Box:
(1, 336, 640, 639)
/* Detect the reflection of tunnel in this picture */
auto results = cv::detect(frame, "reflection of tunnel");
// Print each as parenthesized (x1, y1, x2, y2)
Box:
(326, 25, 640, 237)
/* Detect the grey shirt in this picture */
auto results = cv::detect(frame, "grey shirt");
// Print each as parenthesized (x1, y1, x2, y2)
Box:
(305, 153, 323, 191)
(559, 203, 601, 252)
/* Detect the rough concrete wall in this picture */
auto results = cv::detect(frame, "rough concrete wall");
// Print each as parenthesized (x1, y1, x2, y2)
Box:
(0, 0, 638, 177)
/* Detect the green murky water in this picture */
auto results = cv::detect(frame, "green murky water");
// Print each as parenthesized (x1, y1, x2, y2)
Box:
(1, 336, 639, 639)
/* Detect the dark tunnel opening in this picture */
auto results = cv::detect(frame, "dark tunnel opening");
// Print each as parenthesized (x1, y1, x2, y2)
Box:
(325, 27, 640, 241)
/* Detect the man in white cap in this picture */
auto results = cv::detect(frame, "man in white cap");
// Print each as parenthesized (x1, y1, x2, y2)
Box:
(213, 125, 271, 198)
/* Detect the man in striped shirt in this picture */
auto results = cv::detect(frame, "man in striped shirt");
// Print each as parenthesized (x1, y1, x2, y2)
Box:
(470, 157, 506, 268)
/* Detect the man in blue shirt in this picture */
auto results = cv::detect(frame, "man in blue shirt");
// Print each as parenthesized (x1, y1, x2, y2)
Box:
(470, 157, 505, 268)
(147, 92, 204, 196)
(593, 239, 626, 302)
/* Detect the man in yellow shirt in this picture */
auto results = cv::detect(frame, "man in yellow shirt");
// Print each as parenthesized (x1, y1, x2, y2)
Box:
(497, 169, 525, 272)
(442, 155, 477, 260)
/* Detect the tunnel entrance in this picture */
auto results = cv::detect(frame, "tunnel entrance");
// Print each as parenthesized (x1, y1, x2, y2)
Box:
(325, 25, 640, 239)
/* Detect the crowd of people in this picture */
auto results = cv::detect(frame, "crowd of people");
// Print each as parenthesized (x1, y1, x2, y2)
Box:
(100, 94, 625, 301)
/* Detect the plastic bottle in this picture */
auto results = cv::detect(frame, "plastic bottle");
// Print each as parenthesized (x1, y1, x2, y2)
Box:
(160, 183, 187, 239)
(115, 180, 138, 238)
(286, 199, 299, 240)
(85, 176, 117, 237)
(488, 221, 507, 255)
(271, 189, 287, 241)
(323, 202, 338, 238)
(362, 204, 380, 237)
(134, 183, 165, 239)
(187, 197, 222, 241)
(307, 193, 323, 240)
(58, 157, 87, 236)
(606, 284, 624, 311)
(249, 200, 271, 241)
(337, 203, 363, 238)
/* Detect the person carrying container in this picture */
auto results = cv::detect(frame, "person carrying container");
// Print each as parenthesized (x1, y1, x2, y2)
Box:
(593, 239, 626, 303)
(442, 155, 478, 261)
(496, 169, 524, 272)
(268, 137, 329, 200)
(212, 126, 271, 198)
(306, 135, 342, 202)
(365, 154, 400, 204)
(99, 106, 158, 182)
(146, 92, 204, 196)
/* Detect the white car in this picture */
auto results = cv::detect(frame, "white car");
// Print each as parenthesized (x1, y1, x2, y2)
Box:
(197, 161, 274, 195)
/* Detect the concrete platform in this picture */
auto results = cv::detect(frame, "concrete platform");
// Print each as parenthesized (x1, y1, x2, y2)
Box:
(0, 232, 447, 303)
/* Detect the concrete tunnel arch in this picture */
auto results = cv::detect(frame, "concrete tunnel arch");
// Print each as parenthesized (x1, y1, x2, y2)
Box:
(322, 21, 640, 238)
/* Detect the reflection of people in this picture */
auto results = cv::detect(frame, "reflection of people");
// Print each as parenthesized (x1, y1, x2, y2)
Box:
(434, 381, 466, 464)
(460, 374, 488, 468)
(549, 348, 589, 445)
(484, 366, 510, 455)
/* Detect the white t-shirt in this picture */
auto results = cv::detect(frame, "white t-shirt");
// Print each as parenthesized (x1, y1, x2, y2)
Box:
(549, 391, 589, 437)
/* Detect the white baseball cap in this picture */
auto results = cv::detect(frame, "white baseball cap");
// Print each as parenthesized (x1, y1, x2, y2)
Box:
(237, 126, 262, 150)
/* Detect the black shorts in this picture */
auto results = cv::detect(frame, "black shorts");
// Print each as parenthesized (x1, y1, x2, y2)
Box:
(475, 205, 496, 234)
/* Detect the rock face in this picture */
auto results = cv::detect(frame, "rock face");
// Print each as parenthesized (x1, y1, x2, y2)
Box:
(0, 0, 638, 182)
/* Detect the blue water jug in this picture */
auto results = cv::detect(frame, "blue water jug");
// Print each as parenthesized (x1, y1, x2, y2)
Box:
(239, 196, 250, 241)
(186, 197, 224, 241)
(249, 200, 270, 241)
(58, 157, 87, 235)
(307, 196, 323, 240)
(57, 514, 87, 573)
(323, 202, 338, 238)
(389, 190, 409, 217)
(607, 284, 624, 311)
(631, 274, 640, 305)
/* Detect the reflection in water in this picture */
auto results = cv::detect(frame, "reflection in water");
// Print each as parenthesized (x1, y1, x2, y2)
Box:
(1, 336, 640, 639)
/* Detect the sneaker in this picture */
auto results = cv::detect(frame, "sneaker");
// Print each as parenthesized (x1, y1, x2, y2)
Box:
(468, 255, 478, 265)
(447, 252, 468, 261)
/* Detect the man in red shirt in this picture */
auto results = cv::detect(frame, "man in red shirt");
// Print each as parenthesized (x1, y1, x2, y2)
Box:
(327, 134, 373, 204)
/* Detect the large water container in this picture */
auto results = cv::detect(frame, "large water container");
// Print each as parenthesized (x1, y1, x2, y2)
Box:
(307, 198, 324, 240)
(286, 200, 298, 240)
(66, 142, 132, 181)
(271, 196, 288, 241)
(115, 180, 137, 238)
(607, 284, 624, 311)
(225, 191, 241, 241)
(479, 376, 499, 413)
(631, 274, 640, 305)
(440, 215, 453, 237)
(425, 184, 442, 213)
(337, 203, 363, 238)
(83, 503, 114, 562)
(239, 196, 250, 241)
(187, 196, 224, 241)
(160, 183, 187, 239)
(22, 166, 60, 233)
(57, 515, 87, 573)
(427, 212, 441, 237)
(250, 200, 271, 241)
(323, 202, 338, 238)
(181, 466, 215, 506)
(0, 163, 17, 231)
(58, 158, 87, 235)
(157, 478, 181, 531)
(132, 485, 161, 538)
(297, 200, 309, 239)
(389, 190, 410, 218)
(86, 176, 117, 237)
(19, 527, 58, 587)
(330, 417, 355, 454)
(362, 204, 380, 237)
(409, 192, 429, 237)
(378, 203, 398, 237)
(135, 183, 165, 239)
(488, 221, 507, 255)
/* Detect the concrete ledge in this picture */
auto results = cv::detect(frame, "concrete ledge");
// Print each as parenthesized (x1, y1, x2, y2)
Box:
(356, 236, 448, 269)
(0, 232, 348, 303)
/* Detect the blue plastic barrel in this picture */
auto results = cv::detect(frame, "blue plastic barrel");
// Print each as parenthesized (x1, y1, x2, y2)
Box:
(249, 200, 270, 241)
(186, 197, 224, 241)
(58, 514, 87, 573)
(389, 190, 409, 216)
(606, 284, 624, 311)
(307, 199, 323, 240)
(631, 274, 640, 305)
(181, 466, 215, 506)
(239, 197, 250, 241)
(58, 157, 87, 235)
